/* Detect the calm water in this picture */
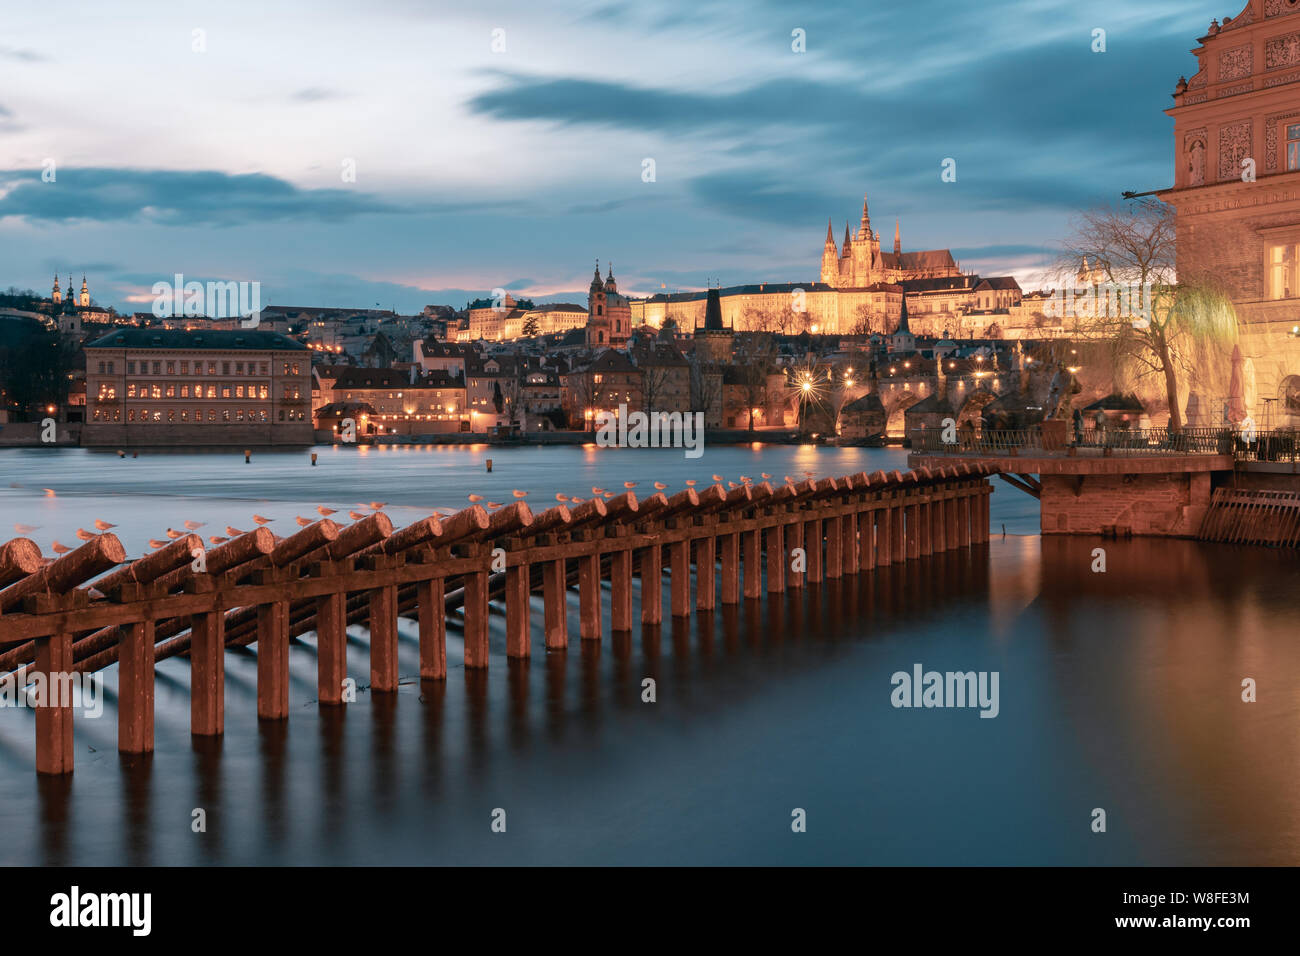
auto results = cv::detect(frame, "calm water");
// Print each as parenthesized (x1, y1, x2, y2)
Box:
(0, 445, 1297, 865)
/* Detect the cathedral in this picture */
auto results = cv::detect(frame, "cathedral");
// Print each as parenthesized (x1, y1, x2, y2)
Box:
(819, 194, 961, 288)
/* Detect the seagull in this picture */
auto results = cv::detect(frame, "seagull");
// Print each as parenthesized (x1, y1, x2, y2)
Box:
(93, 519, 116, 530)
(760, 473, 772, 479)
(467, 494, 484, 503)
(183, 520, 205, 530)
(75, 528, 95, 541)
(316, 506, 337, 516)
(165, 528, 184, 539)
(43, 488, 55, 497)
(711, 475, 723, 482)
(253, 514, 273, 525)
(148, 539, 168, 549)
(209, 535, 228, 545)
(369, 502, 386, 510)
(653, 481, 667, 490)
(739, 475, 751, 483)
(592, 487, 605, 496)
(555, 493, 570, 502)
(512, 490, 528, 498)
(570, 496, 584, 504)
(684, 479, 697, 487)
(623, 481, 637, 489)
(225, 526, 245, 536)
(486, 501, 503, 509)
(348, 510, 366, 520)
(51, 540, 71, 554)
(13, 523, 39, 534)
(295, 516, 313, 527)
(728, 482, 739, 489)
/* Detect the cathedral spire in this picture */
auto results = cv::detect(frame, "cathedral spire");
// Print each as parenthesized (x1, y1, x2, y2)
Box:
(859, 193, 871, 239)
(843, 222, 852, 252)
(894, 219, 901, 256)
(824, 218, 835, 246)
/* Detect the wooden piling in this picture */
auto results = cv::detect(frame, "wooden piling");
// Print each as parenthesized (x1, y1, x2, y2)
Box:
(743, 529, 762, 598)
(696, 536, 717, 609)
(118, 619, 155, 752)
(369, 582, 399, 692)
(639, 544, 662, 624)
(418, 575, 447, 678)
(670, 539, 691, 616)
(578, 552, 602, 640)
(766, 522, 785, 593)
(256, 598, 290, 720)
(720, 531, 741, 603)
(543, 558, 568, 648)
(191, 610, 226, 732)
(33, 632, 74, 775)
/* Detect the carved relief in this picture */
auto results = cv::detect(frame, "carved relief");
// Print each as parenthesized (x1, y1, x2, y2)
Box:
(1266, 32, 1300, 69)
(1219, 82, 1255, 97)
(1219, 121, 1252, 180)
(1220, 45, 1253, 80)
(1267, 122, 1279, 170)
(1264, 0, 1300, 18)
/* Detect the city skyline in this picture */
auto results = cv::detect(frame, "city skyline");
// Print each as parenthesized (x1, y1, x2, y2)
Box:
(2, 0, 1220, 313)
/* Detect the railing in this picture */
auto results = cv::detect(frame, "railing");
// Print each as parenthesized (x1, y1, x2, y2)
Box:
(911, 425, 1300, 460)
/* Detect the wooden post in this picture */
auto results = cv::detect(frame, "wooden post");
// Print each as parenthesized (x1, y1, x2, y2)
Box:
(742, 528, 762, 598)
(579, 552, 602, 639)
(119, 619, 155, 752)
(506, 560, 532, 656)
(257, 599, 290, 720)
(980, 485, 991, 543)
(464, 562, 490, 667)
(640, 544, 662, 624)
(34, 631, 74, 774)
(905, 498, 920, 561)
(890, 498, 905, 562)
(840, 510, 858, 574)
(543, 558, 568, 648)
(946, 494, 959, 550)
(825, 514, 843, 579)
(696, 537, 717, 610)
(670, 539, 691, 616)
(957, 490, 971, 548)
(805, 517, 823, 584)
(876, 502, 892, 566)
(191, 610, 227, 732)
(787, 519, 805, 589)
(860, 509, 876, 572)
(611, 549, 634, 631)
(935, 494, 946, 554)
(720, 531, 741, 603)
(369, 583, 399, 692)
(418, 576, 447, 678)
(918, 498, 932, 557)
(766, 522, 785, 593)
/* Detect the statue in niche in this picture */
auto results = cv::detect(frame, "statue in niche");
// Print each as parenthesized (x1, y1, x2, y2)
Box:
(1188, 140, 1206, 186)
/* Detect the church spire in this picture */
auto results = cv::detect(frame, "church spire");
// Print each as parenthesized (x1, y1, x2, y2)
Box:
(843, 222, 852, 253)
(894, 219, 901, 256)
(824, 218, 835, 246)
(858, 193, 871, 239)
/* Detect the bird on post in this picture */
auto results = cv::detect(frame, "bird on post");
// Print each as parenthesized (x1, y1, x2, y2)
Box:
(468, 494, 483, 503)
(93, 519, 115, 530)
(226, 525, 245, 536)
(51, 540, 71, 554)
(295, 516, 313, 527)
(184, 520, 205, 530)
(512, 490, 527, 498)
(253, 514, 273, 525)
(75, 528, 95, 541)
(316, 506, 337, 516)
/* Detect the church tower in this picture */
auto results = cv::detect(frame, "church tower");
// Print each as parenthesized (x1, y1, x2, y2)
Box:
(52, 274, 62, 305)
(79, 275, 90, 307)
(819, 219, 838, 285)
(894, 220, 901, 256)
(586, 261, 609, 348)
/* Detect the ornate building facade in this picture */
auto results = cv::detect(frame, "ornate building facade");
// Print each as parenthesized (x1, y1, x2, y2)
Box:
(585, 261, 631, 348)
(1160, 0, 1300, 425)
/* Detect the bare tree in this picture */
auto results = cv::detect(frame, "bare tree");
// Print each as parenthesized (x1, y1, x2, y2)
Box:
(1057, 200, 1237, 430)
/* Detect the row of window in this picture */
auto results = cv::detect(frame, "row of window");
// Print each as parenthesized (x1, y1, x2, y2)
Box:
(91, 408, 308, 423)
(93, 359, 303, 377)
(114, 382, 289, 400)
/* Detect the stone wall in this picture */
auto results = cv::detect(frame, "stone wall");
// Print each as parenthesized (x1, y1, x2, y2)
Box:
(1040, 471, 1214, 537)
(81, 422, 314, 447)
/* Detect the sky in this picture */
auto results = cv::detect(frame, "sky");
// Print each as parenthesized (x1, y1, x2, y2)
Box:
(0, 0, 1231, 314)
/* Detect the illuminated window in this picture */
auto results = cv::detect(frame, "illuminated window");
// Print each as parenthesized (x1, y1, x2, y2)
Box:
(1269, 244, 1300, 299)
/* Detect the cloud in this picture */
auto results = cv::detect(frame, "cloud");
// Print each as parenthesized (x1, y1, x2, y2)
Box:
(0, 167, 404, 225)
(291, 87, 346, 103)
(0, 46, 47, 63)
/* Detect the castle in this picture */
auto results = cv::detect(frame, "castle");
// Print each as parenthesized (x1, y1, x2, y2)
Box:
(630, 191, 1024, 337)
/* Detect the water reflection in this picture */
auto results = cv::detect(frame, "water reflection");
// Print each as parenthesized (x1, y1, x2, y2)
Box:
(7, 536, 1299, 865)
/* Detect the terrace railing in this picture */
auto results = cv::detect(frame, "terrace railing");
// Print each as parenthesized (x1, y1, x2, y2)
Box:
(911, 425, 1300, 461)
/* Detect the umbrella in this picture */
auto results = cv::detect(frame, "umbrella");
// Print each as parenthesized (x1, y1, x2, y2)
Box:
(1228, 344, 1246, 425)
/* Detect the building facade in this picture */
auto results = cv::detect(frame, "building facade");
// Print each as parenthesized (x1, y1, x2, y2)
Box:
(82, 329, 313, 445)
(1160, 1, 1300, 426)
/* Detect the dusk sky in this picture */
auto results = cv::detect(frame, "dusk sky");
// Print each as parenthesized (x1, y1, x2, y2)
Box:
(1, 0, 1226, 313)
